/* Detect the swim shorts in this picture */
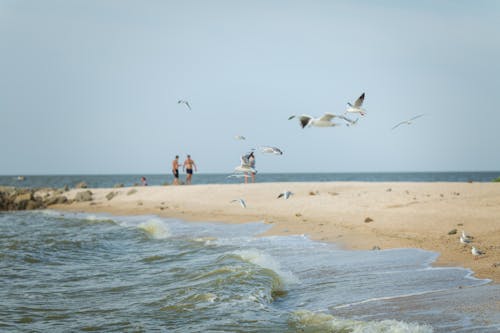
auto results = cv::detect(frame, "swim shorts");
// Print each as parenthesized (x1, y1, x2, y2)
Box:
(173, 170, 179, 178)
(186, 168, 193, 175)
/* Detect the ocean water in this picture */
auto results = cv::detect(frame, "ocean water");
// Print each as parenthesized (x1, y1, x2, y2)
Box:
(1, 171, 499, 189)
(1, 211, 499, 332)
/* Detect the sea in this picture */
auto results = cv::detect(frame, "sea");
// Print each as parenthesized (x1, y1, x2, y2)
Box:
(1, 172, 500, 332)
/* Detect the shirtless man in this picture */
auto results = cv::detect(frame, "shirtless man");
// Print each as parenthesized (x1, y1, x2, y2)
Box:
(172, 155, 180, 185)
(183, 154, 197, 185)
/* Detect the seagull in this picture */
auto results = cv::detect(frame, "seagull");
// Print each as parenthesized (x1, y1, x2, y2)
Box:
(336, 114, 358, 127)
(177, 99, 191, 110)
(462, 230, 473, 240)
(391, 114, 424, 130)
(234, 135, 246, 140)
(345, 92, 366, 116)
(288, 113, 341, 128)
(460, 235, 472, 245)
(471, 246, 485, 259)
(234, 155, 257, 174)
(231, 199, 247, 208)
(227, 173, 247, 178)
(261, 146, 283, 155)
(277, 190, 293, 199)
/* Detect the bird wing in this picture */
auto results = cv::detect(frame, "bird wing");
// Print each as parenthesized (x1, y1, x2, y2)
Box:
(319, 113, 336, 122)
(298, 115, 312, 128)
(277, 193, 284, 199)
(185, 101, 191, 110)
(354, 93, 365, 107)
(409, 114, 424, 121)
(391, 121, 406, 130)
(288, 115, 296, 120)
(337, 114, 355, 124)
(240, 155, 250, 167)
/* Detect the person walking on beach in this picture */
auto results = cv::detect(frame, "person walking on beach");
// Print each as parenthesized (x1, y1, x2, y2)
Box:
(245, 152, 256, 184)
(183, 154, 197, 185)
(172, 155, 180, 185)
(141, 176, 148, 186)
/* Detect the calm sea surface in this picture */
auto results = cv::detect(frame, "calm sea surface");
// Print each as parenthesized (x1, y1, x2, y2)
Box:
(1, 171, 499, 189)
(1, 173, 500, 332)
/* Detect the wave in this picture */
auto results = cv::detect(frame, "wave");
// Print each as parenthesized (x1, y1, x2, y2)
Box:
(289, 310, 433, 333)
(233, 249, 299, 285)
(137, 218, 171, 239)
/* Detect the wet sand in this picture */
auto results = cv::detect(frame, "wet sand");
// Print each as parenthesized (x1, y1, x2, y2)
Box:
(50, 182, 500, 282)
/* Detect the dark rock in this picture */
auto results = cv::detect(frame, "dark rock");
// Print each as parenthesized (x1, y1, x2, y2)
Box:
(75, 191, 93, 202)
(75, 182, 88, 189)
(45, 196, 68, 206)
(448, 229, 458, 235)
(364, 217, 374, 223)
(106, 192, 117, 201)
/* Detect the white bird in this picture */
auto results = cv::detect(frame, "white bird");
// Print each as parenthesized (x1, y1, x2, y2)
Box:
(471, 246, 485, 259)
(234, 154, 257, 174)
(277, 190, 293, 199)
(234, 135, 246, 140)
(261, 146, 283, 155)
(177, 99, 191, 110)
(231, 199, 247, 208)
(288, 113, 341, 128)
(460, 235, 472, 245)
(345, 92, 366, 116)
(462, 230, 473, 240)
(336, 114, 358, 126)
(391, 114, 424, 130)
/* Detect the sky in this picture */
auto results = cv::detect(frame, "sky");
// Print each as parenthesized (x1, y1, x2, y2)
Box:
(1, 0, 499, 174)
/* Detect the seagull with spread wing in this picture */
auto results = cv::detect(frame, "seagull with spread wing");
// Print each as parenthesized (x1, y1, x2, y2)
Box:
(391, 114, 424, 130)
(345, 92, 366, 116)
(288, 113, 341, 128)
(177, 99, 191, 110)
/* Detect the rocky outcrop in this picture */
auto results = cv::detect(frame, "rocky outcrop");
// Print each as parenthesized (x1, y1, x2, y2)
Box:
(0, 187, 71, 211)
(75, 190, 93, 202)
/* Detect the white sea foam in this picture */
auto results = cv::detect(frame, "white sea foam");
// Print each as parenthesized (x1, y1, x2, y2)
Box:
(137, 219, 171, 239)
(233, 249, 299, 285)
(290, 310, 433, 333)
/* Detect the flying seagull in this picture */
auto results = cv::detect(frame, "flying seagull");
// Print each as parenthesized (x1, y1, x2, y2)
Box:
(471, 246, 485, 259)
(177, 99, 191, 110)
(234, 135, 246, 140)
(277, 190, 293, 199)
(288, 113, 341, 128)
(234, 154, 257, 174)
(336, 114, 359, 127)
(345, 92, 366, 116)
(391, 114, 424, 130)
(231, 199, 247, 208)
(261, 146, 283, 155)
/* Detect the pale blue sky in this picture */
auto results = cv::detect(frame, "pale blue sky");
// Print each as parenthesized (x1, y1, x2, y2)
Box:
(1, 0, 499, 174)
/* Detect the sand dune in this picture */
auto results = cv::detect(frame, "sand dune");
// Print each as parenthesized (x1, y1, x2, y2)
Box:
(51, 182, 500, 282)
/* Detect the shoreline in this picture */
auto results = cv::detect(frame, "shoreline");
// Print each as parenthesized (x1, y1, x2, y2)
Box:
(49, 182, 500, 282)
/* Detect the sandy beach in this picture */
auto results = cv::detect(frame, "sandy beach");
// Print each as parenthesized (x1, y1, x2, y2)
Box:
(51, 182, 500, 282)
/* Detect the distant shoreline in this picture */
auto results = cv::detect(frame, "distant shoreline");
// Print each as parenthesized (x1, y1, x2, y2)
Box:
(47, 181, 500, 282)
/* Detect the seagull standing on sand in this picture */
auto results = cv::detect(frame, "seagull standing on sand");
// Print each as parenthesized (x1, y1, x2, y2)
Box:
(277, 191, 293, 199)
(391, 114, 424, 130)
(460, 235, 472, 245)
(471, 246, 485, 259)
(288, 113, 341, 128)
(345, 93, 366, 116)
(177, 99, 191, 110)
(231, 199, 247, 208)
(462, 230, 473, 240)
(261, 146, 283, 155)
